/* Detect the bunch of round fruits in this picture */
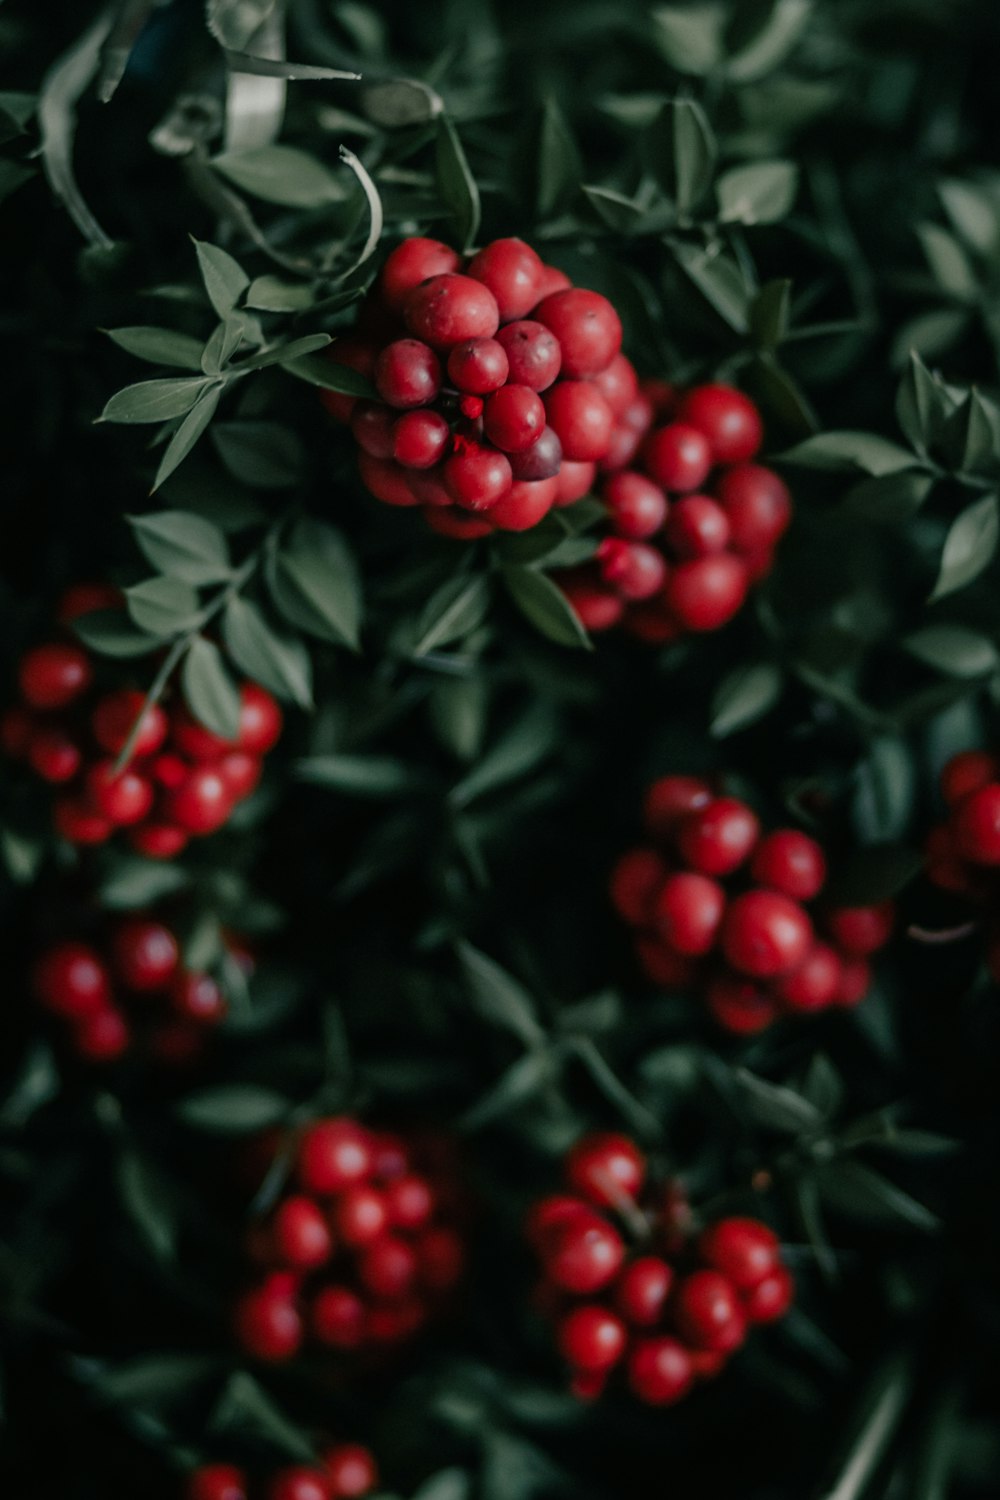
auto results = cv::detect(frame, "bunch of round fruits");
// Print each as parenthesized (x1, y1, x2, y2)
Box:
(186, 1446, 378, 1500)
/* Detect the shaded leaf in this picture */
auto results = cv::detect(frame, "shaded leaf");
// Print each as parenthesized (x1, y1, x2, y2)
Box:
(125, 577, 202, 637)
(436, 116, 480, 253)
(503, 566, 592, 650)
(105, 326, 205, 370)
(296, 755, 422, 796)
(212, 422, 304, 489)
(99, 377, 209, 425)
(182, 636, 242, 740)
(222, 596, 313, 707)
(178, 1084, 291, 1133)
(412, 575, 491, 656)
(717, 159, 798, 223)
(457, 941, 544, 1047)
(129, 511, 231, 586)
(212, 144, 346, 206)
(711, 662, 783, 737)
(929, 493, 999, 601)
(193, 238, 249, 319)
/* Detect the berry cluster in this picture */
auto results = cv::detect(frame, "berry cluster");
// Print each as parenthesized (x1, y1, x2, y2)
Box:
(527, 1133, 793, 1404)
(234, 1118, 466, 1364)
(925, 750, 1000, 979)
(31, 915, 248, 1064)
(186, 1447, 377, 1500)
(556, 383, 792, 639)
(322, 235, 630, 536)
(1, 588, 282, 855)
(610, 776, 895, 1033)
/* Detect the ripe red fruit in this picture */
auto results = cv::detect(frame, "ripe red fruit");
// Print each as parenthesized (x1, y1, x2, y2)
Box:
(487, 477, 558, 532)
(27, 727, 81, 783)
(559, 575, 624, 631)
(166, 766, 234, 834)
(92, 689, 168, 757)
(677, 797, 760, 876)
(652, 872, 726, 956)
(557, 1304, 627, 1372)
(75, 1006, 131, 1061)
(311, 1284, 367, 1348)
(697, 1218, 780, 1290)
(358, 1235, 418, 1300)
(824, 902, 895, 955)
(608, 847, 667, 925)
(484, 384, 547, 452)
(57, 581, 122, 623)
(167, 709, 231, 762)
(672, 1269, 746, 1352)
(750, 830, 826, 901)
(85, 760, 154, 826)
(602, 471, 668, 539)
(447, 337, 509, 394)
(542, 1214, 625, 1294)
(642, 423, 713, 492)
(534, 289, 622, 377)
(614, 1256, 674, 1327)
(543, 381, 614, 461)
(334, 1185, 388, 1246)
(380, 237, 461, 311)
(423, 506, 494, 539)
(534, 263, 572, 300)
(721, 890, 813, 978)
(715, 464, 791, 550)
(940, 750, 999, 806)
(392, 409, 451, 469)
(774, 942, 843, 1011)
(627, 1336, 694, 1405)
(323, 1444, 378, 1500)
(677, 384, 763, 464)
(34, 943, 111, 1018)
(170, 970, 226, 1024)
(591, 353, 639, 418)
(566, 1133, 645, 1208)
(219, 751, 262, 801)
(643, 775, 713, 836)
(320, 339, 378, 424)
(555, 459, 598, 503)
(358, 453, 419, 507)
(111, 919, 179, 991)
(596, 539, 666, 600)
(267, 1466, 330, 1500)
(298, 1118, 372, 1195)
(18, 643, 92, 709)
(129, 822, 188, 859)
(234, 1284, 303, 1362)
(271, 1196, 333, 1269)
(374, 339, 442, 409)
(405, 274, 500, 347)
(54, 796, 112, 845)
(705, 975, 777, 1035)
(496, 320, 562, 391)
(636, 936, 698, 989)
(832, 956, 872, 1007)
(467, 237, 544, 321)
(383, 1174, 434, 1231)
(508, 426, 563, 481)
(416, 1224, 465, 1292)
(443, 446, 513, 509)
(526, 1194, 593, 1249)
(663, 494, 730, 558)
(351, 402, 396, 459)
(187, 1464, 248, 1500)
(743, 1265, 794, 1324)
(952, 784, 1000, 864)
(663, 553, 749, 630)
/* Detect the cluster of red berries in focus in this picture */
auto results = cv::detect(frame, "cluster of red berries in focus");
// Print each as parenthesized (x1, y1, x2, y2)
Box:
(1, 586, 282, 855)
(555, 382, 792, 639)
(31, 915, 250, 1064)
(610, 776, 895, 1033)
(527, 1132, 794, 1404)
(234, 1118, 466, 1364)
(322, 235, 630, 536)
(925, 749, 1000, 981)
(186, 1446, 378, 1500)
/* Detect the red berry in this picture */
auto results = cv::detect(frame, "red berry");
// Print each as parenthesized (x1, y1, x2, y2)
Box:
(678, 384, 763, 464)
(774, 942, 843, 1011)
(697, 1218, 780, 1290)
(18, 643, 92, 710)
(602, 471, 668, 540)
(534, 264, 572, 300)
(652, 872, 726, 956)
(334, 1186, 388, 1246)
(167, 708, 230, 761)
(824, 902, 895, 956)
(558, 574, 624, 631)
(1, 705, 34, 758)
(952, 784, 1000, 864)
(170, 970, 227, 1025)
(543, 1213, 625, 1294)
(351, 401, 396, 458)
(677, 797, 760, 876)
(663, 494, 730, 558)
(597, 539, 667, 600)
(75, 1006, 131, 1061)
(750, 830, 826, 901)
(392, 409, 451, 469)
(484, 384, 546, 453)
(544, 381, 614, 461)
(486, 477, 558, 532)
(298, 1118, 372, 1195)
(358, 1235, 418, 1300)
(112, 919, 179, 991)
(91, 689, 168, 757)
(721, 890, 813, 978)
(642, 424, 712, 492)
(53, 796, 112, 845)
(267, 1466, 330, 1500)
(743, 1265, 794, 1324)
(271, 1195, 333, 1270)
(33, 943, 111, 1019)
(715, 464, 791, 551)
(672, 1269, 746, 1352)
(423, 506, 494, 539)
(940, 750, 999, 806)
(311, 1284, 367, 1348)
(234, 1284, 303, 1361)
(526, 1194, 594, 1250)
(86, 760, 155, 826)
(566, 1132, 645, 1208)
(599, 421, 644, 474)
(405, 274, 500, 348)
(591, 354, 639, 419)
(323, 1444, 378, 1500)
(534, 289, 622, 377)
(832, 956, 872, 1007)
(187, 1465, 248, 1500)
(614, 1256, 674, 1327)
(57, 581, 122, 623)
(467, 237, 544, 321)
(365, 1297, 427, 1344)
(166, 766, 234, 835)
(643, 775, 713, 837)
(635, 935, 698, 989)
(219, 751, 262, 801)
(380, 237, 461, 312)
(320, 339, 378, 424)
(496, 320, 562, 391)
(129, 822, 188, 859)
(663, 553, 749, 631)
(384, 1174, 434, 1231)
(705, 975, 777, 1035)
(416, 1224, 465, 1292)
(609, 847, 667, 926)
(447, 337, 510, 394)
(358, 453, 420, 506)
(627, 1336, 694, 1405)
(443, 445, 512, 510)
(554, 459, 598, 503)
(374, 339, 442, 409)
(27, 727, 81, 783)
(509, 426, 563, 481)
(558, 1304, 627, 1372)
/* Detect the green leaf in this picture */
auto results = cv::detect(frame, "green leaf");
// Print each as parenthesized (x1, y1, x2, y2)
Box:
(427, 677, 487, 761)
(193, 238, 249, 319)
(222, 595, 313, 707)
(73, 609, 160, 659)
(211, 422, 304, 489)
(178, 1084, 291, 1133)
(852, 737, 915, 843)
(212, 145, 346, 206)
(917, 222, 977, 300)
(782, 431, 918, 476)
(460, 1048, 557, 1131)
(651, 4, 725, 73)
(280, 349, 376, 397)
(435, 116, 480, 253)
(118, 1150, 176, 1260)
(125, 577, 202, 637)
(939, 177, 1000, 256)
(654, 99, 716, 215)
(749, 279, 792, 347)
(296, 755, 422, 796)
(895, 353, 949, 453)
(671, 241, 749, 331)
(844, 471, 936, 523)
(456, 941, 544, 1047)
(450, 702, 558, 809)
(209, 1370, 314, 1461)
(929, 493, 1000, 601)
(503, 565, 592, 650)
(274, 518, 362, 649)
(245, 275, 315, 312)
(104, 326, 206, 370)
(534, 98, 582, 219)
(726, 0, 813, 82)
(818, 1159, 939, 1232)
(904, 624, 999, 679)
(129, 511, 231, 586)
(182, 637, 242, 740)
(98, 377, 209, 424)
(362, 77, 441, 126)
(412, 575, 491, 656)
(717, 159, 798, 223)
(729, 1066, 824, 1134)
(890, 309, 970, 368)
(152, 384, 225, 492)
(710, 662, 783, 737)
